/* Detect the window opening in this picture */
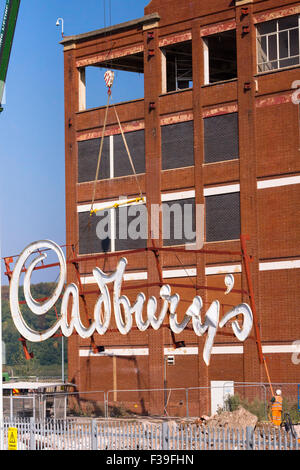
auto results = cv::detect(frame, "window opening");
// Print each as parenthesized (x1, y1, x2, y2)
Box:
(162, 41, 193, 93)
(203, 30, 237, 84)
(79, 52, 144, 110)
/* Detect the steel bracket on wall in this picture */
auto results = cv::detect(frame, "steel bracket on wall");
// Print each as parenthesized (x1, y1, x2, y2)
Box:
(241, 7, 249, 16)
(242, 25, 250, 35)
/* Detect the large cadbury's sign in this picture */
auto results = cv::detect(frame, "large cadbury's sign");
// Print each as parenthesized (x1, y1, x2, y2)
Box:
(9, 240, 253, 365)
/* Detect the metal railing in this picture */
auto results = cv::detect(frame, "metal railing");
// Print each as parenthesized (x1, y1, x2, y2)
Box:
(1, 418, 299, 450)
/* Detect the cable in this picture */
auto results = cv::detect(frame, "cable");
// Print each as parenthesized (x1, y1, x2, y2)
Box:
(90, 76, 144, 217)
(90, 91, 111, 215)
(112, 102, 143, 199)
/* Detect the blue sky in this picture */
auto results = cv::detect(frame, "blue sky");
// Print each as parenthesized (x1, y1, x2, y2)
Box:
(0, 0, 150, 284)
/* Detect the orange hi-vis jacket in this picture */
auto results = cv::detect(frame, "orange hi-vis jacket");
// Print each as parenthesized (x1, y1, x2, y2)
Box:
(271, 395, 283, 425)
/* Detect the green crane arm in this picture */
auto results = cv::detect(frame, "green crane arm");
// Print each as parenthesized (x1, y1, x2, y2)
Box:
(0, 0, 21, 112)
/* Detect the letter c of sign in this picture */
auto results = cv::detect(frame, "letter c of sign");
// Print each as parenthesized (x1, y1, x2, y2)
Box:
(291, 80, 300, 105)
(9, 240, 66, 342)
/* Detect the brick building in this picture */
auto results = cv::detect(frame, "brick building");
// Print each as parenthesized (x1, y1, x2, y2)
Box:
(61, 0, 300, 416)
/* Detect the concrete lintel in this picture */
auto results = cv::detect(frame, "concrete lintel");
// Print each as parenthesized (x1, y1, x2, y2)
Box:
(63, 43, 76, 52)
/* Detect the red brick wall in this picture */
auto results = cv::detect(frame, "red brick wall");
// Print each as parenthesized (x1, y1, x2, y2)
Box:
(63, 0, 300, 415)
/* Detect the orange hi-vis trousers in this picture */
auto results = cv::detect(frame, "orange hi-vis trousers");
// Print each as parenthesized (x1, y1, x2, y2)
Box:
(271, 396, 283, 426)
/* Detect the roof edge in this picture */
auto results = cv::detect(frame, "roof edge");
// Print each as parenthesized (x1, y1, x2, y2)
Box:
(60, 12, 160, 46)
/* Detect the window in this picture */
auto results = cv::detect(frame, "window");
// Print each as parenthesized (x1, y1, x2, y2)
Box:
(162, 197, 196, 246)
(78, 52, 144, 110)
(257, 15, 300, 72)
(204, 113, 239, 163)
(78, 136, 110, 183)
(79, 208, 113, 255)
(203, 30, 237, 84)
(77, 130, 145, 183)
(161, 41, 193, 93)
(115, 203, 147, 251)
(78, 199, 147, 255)
(205, 192, 240, 242)
(161, 120, 194, 170)
(113, 130, 145, 178)
(78, 194, 198, 253)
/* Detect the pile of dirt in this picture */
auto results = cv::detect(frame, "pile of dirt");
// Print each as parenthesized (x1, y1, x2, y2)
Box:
(197, 406, 258, 429)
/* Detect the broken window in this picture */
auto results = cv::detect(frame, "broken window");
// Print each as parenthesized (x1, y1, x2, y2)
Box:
(78, 52, 144, 110)
(203, 30, 237, 84)
(161, 41, 193, 93)
(257, 15, 300, 72)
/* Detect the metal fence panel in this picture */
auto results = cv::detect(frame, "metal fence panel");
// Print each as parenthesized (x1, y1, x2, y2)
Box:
(1, 418, 299, 450)
(4, 382, 298, 420)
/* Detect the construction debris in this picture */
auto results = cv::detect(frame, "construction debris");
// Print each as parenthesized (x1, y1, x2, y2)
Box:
(197, 406, 258, 429)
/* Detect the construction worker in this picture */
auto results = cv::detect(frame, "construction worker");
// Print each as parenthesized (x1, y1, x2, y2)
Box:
(270, 389, 283, 426)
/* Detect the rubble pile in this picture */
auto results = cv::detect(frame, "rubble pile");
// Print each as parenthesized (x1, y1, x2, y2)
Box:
(196, 406, 258, 429)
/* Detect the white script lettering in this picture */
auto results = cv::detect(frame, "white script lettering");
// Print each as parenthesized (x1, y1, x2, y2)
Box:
(9, 240, 253, 365)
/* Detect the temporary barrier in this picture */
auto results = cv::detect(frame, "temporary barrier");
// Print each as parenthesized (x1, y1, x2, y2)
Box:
(4, 383, 299, 421)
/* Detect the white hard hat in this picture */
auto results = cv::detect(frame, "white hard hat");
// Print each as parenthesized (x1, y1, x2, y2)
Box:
(276, 389, 282, 395)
